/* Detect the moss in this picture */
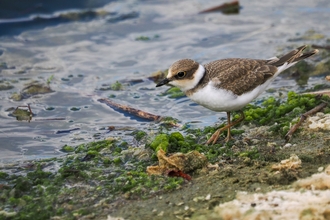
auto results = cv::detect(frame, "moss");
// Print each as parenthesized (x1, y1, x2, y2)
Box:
(46, 75, 54, 85)
(61, 145, 75, 152)
(14, 177, 33, 193)
(0, 83, 14, 91)
(162, 87, 186, 99)
(167, 132, 188, 153)
(113, 157, 122, 165)
(238, 149, 260, 160)
(111, 81, 123, 91)
(75, 140, 113, 153)
(45, 106, 55, 111)
(135, 36, 150, 41)
(0, 172, 9, 179)
(70, 107, 81, 111)
(164, 87, 185, 98)
(22, 83, 53, 96)
(10, 92, 23, 101)
(135, 35, 160, 41)
(132, 130, 147, 142)
(11, 108, 31, 118)
(0, 139, 184, 219)
(241, 91, 329, 136)
(163, 177, 184, 190)
(149, 134, 169, 152)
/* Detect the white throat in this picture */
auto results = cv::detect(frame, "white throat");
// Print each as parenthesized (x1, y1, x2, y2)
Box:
(169, 64, 205, 92)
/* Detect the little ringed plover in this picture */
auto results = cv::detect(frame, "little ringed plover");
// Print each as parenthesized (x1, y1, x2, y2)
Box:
(156, 45, 318, 144)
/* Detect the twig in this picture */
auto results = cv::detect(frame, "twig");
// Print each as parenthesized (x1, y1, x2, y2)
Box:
(98, 98, 162, 121)
(285, 102, 328, 142)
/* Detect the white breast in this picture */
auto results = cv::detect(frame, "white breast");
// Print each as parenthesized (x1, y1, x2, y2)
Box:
(188, 79, 274, 112)
(187, 60, 297, 112)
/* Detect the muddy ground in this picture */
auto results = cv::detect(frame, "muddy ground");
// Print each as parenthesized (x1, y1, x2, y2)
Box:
(110, 123, 330, 220)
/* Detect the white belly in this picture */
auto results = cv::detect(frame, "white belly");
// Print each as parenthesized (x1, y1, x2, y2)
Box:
(188, 80, 273, 112)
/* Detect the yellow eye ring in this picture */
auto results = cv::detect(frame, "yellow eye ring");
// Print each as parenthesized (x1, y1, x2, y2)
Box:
(177, 71, 186, 78)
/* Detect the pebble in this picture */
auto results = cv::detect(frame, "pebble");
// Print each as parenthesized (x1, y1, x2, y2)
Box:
(283, 143, 292, 148)
(308, 113, 330, 130)
(193, 196, 205, 202)
(318, 167, 324, 172)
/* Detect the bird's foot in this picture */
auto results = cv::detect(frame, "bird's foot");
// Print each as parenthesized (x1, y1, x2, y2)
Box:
(224, 134, 234, 143)
(206, 129, 221, 145)
(206, 111, 245, 145)
(206, 126, 228, 145)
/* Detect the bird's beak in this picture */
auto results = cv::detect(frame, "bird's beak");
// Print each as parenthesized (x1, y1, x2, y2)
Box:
(156, 78, 170, 87)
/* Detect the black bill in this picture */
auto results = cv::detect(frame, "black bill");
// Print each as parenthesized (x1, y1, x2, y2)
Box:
(156, 78, 170, 87)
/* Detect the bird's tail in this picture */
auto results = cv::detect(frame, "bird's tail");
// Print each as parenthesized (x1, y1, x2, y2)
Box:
(267, 45, 318, 67)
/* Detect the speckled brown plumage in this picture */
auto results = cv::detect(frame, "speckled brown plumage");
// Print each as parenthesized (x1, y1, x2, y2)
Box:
(168, 59, 199, 81)
(186, 45, 317, 96)
(201, 58, 276, 96)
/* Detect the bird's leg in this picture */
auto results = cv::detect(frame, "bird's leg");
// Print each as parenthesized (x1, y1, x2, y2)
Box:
(206, 111, 245, 145)
(224, 112, 233, 142)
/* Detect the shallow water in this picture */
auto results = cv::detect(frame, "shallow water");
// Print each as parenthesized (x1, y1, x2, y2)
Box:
(0, 0, 329, 162)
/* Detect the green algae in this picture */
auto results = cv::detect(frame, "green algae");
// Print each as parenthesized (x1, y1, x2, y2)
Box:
(159, 116, 180, 128)
(61, 145, 75, 152)
(240, 91, 330, 135)
(0, 139, 186, 220)
(111, 81, 123, 91)
(0, 82, 14, 91)
(132, 130, 147, 142)
(150, 134, 169, 152)
(164, 87, 186, 98)
(70, 107, 81, 111)
(135, 36, 150, 41)
(146, 92, 330, 164)
(135, 35, 160, 41)
(21, 83, 53, 96)
(10, 92, 23, 101)
(1, 90, 330, 219)
(99, 81, 124, 91)
(11, 108, 32, 121)
(0, 172, 9, 179)
(46, 75, 54, 85)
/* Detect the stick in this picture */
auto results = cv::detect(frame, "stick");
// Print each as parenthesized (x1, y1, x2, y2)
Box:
(285, 102, 328, 142)
(98, 98, 162, 121)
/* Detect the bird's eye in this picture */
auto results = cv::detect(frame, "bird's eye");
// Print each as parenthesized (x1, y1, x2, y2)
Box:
(177, 71, 186, 78)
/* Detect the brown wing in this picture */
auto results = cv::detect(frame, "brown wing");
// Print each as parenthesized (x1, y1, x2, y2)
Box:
(202, 58, 278, 96)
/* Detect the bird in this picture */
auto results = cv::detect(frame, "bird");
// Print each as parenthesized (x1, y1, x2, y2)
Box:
(156, 45, 318, 144)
